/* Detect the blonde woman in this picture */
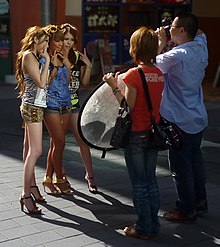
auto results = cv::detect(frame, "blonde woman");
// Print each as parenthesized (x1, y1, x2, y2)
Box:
(42, 25, 73, 196)
(15, 26, 50, 214)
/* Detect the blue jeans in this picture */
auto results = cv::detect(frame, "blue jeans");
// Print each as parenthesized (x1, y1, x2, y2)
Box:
(124, 131, 160, 236)
(169, 130, 207, 216)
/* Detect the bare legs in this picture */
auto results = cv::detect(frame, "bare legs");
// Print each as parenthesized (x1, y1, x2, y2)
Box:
(43, 113, 73, 195)
(21, 122, 43, 213)
(69, 112, 97, 193)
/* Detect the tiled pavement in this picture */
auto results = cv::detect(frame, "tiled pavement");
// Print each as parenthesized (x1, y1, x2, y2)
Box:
(0, 82, 220, 247)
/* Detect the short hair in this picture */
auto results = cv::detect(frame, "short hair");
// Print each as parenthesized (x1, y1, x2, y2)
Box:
(129, 26, 158, 64)
(175, 12, 198, 39)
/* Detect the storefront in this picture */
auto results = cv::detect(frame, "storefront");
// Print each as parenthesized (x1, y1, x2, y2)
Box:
(0, 0, 11, 81)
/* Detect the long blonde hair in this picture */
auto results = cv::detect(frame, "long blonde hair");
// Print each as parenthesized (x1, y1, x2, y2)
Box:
(15, 26, 49, 97)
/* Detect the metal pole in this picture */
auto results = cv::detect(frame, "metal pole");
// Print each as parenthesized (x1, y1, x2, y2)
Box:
(41, 0, 54, 26)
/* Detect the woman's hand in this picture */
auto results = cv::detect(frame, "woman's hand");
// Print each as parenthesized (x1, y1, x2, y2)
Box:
(51, 51, 63, 66)
(156, 27, 168, 54)
(79, 48, 91, 68)
(39, 49, 50, 64)
(102, 72, 119, 90)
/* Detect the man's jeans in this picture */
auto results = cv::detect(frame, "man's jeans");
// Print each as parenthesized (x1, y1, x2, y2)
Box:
(169, 130, 207, 216)
(124, 132, 160, 236)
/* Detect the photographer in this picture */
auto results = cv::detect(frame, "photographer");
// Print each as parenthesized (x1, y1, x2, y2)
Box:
(156, 12, 208, 223)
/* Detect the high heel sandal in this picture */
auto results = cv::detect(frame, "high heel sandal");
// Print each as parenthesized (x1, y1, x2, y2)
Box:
(42, 176, 61, 196)
(85, 176, 98, 194)
(63, 173, 71, 188)
(30, 185, 47, 203)
(19, 195, 42, 214)
(53, 178, 74, 195)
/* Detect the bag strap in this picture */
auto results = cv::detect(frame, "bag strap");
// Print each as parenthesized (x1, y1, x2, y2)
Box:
(118, 97, 129, 115)
(137, 67, 153, 111)
(137, 67, 155, 123)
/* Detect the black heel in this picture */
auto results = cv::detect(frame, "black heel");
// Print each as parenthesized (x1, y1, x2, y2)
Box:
(20, 197, 24, 211)
(85, 176, 98, 194)
(19, 195, 42, 214)
(30, 185, 47, 203)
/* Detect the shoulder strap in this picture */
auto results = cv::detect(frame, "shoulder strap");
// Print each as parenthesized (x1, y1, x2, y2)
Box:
(32, 52, 42, 70)
(137, 67, 153, 111)
(137, 67, 155, 123)
(32, 52, 40, 62)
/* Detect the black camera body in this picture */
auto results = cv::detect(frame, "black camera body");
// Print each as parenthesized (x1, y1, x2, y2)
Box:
(161, 17, 172, 36)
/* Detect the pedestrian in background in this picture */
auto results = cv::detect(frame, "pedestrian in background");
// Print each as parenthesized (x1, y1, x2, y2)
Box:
(15, 26, 50, 214)
(156, 12, 208, 223)
(61, 23, 97, 193)
(103, 27, 164, 240)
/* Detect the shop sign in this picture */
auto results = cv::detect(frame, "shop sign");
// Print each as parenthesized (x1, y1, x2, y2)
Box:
(85, 6, 119, 33)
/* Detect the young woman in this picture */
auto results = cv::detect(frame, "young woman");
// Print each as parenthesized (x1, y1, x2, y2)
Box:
(16, 26, 50, 214)
(42, 25, 73, 196)
(103, 27, 164, 239)
(60, 23, 97, 193)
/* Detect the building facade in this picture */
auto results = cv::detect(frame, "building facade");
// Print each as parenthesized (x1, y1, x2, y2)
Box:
(0, 0, 219, 82)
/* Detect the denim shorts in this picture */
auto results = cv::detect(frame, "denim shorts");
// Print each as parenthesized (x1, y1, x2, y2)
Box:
(20, 103, 44, 123)
(44, 106, 71, 115)
(70, 106, 80, 114)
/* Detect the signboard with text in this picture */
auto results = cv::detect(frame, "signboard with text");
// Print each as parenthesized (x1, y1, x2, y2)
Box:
(84, 5, 119, 33)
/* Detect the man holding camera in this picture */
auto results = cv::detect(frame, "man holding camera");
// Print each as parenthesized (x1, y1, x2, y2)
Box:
(156, 12, 208, 223)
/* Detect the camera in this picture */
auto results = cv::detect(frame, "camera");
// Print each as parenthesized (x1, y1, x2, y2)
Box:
(164, 25, 171, 36)
(161, 17, 172, 36)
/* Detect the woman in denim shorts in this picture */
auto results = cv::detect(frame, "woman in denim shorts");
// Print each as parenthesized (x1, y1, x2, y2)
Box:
(15, 26, 50, 214)
(42, 25, 73, 196)
(60, 23, 97, 193)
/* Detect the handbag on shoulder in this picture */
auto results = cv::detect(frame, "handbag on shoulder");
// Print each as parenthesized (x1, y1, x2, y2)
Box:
(137, 67, 182, 150)
(110, 97, 132, 149)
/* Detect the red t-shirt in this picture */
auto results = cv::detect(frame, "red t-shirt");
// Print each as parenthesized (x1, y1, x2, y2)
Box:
(123, 66, 164, 132)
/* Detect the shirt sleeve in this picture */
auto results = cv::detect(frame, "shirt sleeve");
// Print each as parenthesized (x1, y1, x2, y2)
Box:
(123, 68, 139, 89)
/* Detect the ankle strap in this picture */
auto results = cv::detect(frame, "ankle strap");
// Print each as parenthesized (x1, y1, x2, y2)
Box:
(54, 178, 65, 184)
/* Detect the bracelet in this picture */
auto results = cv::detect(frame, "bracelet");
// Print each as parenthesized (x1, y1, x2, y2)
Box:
(113, 87, 120, 95)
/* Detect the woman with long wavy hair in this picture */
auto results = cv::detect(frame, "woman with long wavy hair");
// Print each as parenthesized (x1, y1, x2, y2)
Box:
(15, 26, 50, 214)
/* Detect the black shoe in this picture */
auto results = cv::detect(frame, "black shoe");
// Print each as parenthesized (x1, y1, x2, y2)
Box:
(195, 201, 208, 216)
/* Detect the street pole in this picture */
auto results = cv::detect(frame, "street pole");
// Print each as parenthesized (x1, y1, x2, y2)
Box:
(41, 0, 55, 26)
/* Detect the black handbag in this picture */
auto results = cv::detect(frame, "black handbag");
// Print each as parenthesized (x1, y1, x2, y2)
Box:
(110, 97, 132, 149)
(137, 67, 182, 150)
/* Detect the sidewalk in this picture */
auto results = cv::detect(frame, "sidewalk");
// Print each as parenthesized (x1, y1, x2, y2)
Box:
(0, 82, 220, 247)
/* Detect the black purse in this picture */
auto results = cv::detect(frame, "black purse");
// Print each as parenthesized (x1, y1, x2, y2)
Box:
(110, 97, 132, 149)
(138, 67, 182, 150)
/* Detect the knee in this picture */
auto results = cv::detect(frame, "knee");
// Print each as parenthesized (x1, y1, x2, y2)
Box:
(29, 147, 42, 159)
(53, 138, 65, 150)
